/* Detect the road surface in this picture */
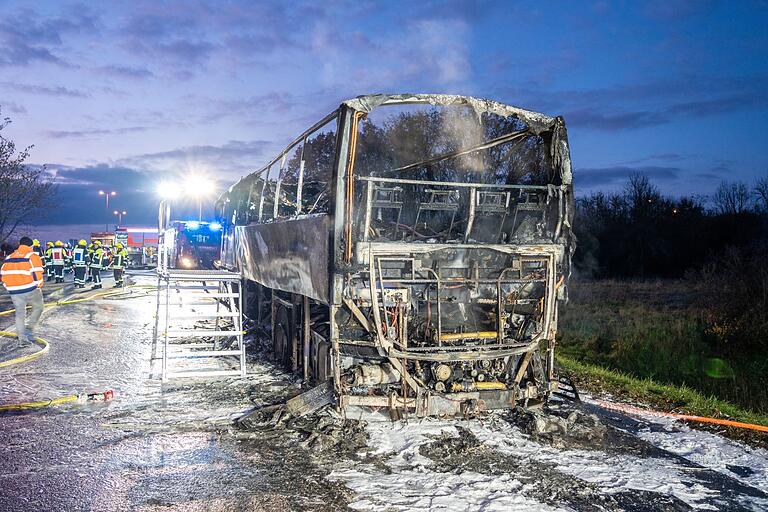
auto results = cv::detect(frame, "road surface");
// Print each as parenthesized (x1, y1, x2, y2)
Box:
(0, 272, 766, 511)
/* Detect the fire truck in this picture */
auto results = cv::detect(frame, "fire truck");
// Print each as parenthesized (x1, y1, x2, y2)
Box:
(171, 221, 222, 270)
(113, 227, 159, 268)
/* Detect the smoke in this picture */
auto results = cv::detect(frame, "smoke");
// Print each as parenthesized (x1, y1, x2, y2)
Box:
(440, 106, 485, 172)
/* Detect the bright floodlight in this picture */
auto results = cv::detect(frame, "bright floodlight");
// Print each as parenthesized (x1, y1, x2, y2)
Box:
(184, 175, 214, 197)
(157, 181, 178, 199)
(209, 222, 222, 231)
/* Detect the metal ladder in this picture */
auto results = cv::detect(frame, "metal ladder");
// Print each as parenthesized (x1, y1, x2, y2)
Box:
(154, 269, 246, 380)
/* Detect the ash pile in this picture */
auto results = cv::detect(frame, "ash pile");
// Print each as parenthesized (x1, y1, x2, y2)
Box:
(237, 381, 368, 459)
(510, 405, 607, 450)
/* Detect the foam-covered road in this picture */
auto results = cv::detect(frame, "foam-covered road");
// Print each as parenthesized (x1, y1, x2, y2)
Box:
(0, 273, 348, 511)
(0, 272, 766, 511)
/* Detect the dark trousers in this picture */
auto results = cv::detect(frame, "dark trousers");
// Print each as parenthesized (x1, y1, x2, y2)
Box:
(74, 266, 87, 286)
(113, 268, 124, 286)
(53, 264, 64, 282)
(45, 264, 54, 280)
(90, 267, 102, 286)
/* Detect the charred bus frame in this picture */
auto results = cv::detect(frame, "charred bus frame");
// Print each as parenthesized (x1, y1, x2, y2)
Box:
(217, 94, 575, 417)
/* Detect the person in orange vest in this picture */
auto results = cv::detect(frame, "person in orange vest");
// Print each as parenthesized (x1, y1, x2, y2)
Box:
(1, 236, 44, 348)
(51, 241, 67, 283)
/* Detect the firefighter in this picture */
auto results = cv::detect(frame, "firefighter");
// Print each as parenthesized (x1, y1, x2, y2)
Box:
(71, 240, 89, 288)
(44, 241, 55, 281)
(32, 239, 43, 257)
(90, 241, 105, 289)
(110, 242, 128, 287)
(86, 242, 95, 282)
(51, 241, 67, 283)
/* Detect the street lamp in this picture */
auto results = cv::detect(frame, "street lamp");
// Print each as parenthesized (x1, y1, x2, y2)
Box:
(184, 175, 214, 221)
(99, 190, 117, 231)
(113, 210, 126, 225)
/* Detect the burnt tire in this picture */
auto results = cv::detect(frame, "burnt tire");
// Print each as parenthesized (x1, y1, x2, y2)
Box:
(273, 307, 291, 368)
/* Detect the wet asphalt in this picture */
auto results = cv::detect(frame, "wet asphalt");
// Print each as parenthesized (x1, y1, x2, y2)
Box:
(1, 272, 766, 512)
(0, 272, 349, 512)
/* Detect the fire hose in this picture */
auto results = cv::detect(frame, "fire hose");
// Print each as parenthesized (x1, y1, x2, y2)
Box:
(0, 390, 113, 412)
(0, 283, 156, 368)
(0, 284, 154, 411)
(0, 331, 49, 368)
(588, 397, 768, 434)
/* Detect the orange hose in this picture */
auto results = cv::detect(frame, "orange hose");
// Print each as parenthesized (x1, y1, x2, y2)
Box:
(590, 398, 768, 433)
(345, 112, 364, 262)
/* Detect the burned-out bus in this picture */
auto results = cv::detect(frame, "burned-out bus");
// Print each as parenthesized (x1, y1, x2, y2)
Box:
(217, 94, 574, 416)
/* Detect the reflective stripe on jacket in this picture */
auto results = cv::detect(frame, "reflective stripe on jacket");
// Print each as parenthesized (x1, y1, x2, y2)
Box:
(92, 248, 105, 269)
(1, 245, 44, 294)
(51, 247, 65, 264)
(112, 250, 128, 269)
(72, 247, 89, 267)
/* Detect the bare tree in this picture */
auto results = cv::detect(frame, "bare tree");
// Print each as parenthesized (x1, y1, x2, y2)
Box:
(712, 180, 751, 215)
(755, 175, 768, 213)
(0, 108, 56, 244)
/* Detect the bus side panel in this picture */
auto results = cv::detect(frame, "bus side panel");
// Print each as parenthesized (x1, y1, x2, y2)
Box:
(234, 215, 331, 304)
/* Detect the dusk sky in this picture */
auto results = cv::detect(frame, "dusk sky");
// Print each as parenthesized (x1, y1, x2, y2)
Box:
(1, 0, 766, 235)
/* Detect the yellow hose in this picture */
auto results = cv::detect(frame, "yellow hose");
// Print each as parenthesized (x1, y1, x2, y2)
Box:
(0, 394, 78, 411)
(0, 389, 114, 412)
(0, 331, 49, 368)
(0, 283, 155, 367)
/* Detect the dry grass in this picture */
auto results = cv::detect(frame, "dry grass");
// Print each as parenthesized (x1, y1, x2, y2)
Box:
(558, 279, 768, 413)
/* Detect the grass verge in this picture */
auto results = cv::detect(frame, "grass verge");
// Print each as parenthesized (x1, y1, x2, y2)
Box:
(557, 354, 768, 429)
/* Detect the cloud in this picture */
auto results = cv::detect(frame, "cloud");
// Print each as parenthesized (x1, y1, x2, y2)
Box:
(118, 139, 274, 177)
(38, 164, 156, 225)
(0, 7, 99, 67)
(45, 126, 149, 139)
(0, 81, 90, 98)
(119, 10, 216, 68)
(202, 92, 296, 123)
(577, 166, 681, 187)
(37, 163, 221, 225)
(0, 101, 27, 114)
(498, 73, 768, 131)
(618, 153, 688, 165)
(565, 108, 669, 130)
(95, 64, 154, 79)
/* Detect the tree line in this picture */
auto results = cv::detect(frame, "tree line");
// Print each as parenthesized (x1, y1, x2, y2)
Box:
(574, 174, 768, 279)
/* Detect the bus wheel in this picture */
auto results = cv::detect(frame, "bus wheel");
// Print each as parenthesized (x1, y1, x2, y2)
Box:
(273, 308, 291, 368)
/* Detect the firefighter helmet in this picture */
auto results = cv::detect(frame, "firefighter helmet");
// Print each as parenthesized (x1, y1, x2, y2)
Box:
(115, 242, 123, 249)
(32, 239, 40, 247)
(46, 242, 54, 248)
(55, 240, 63, 247)
(94, 240, 101, 247)
(78, 239, 87, 246)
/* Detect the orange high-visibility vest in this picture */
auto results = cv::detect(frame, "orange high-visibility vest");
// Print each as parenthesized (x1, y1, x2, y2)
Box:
(1, 245, 44, 294)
